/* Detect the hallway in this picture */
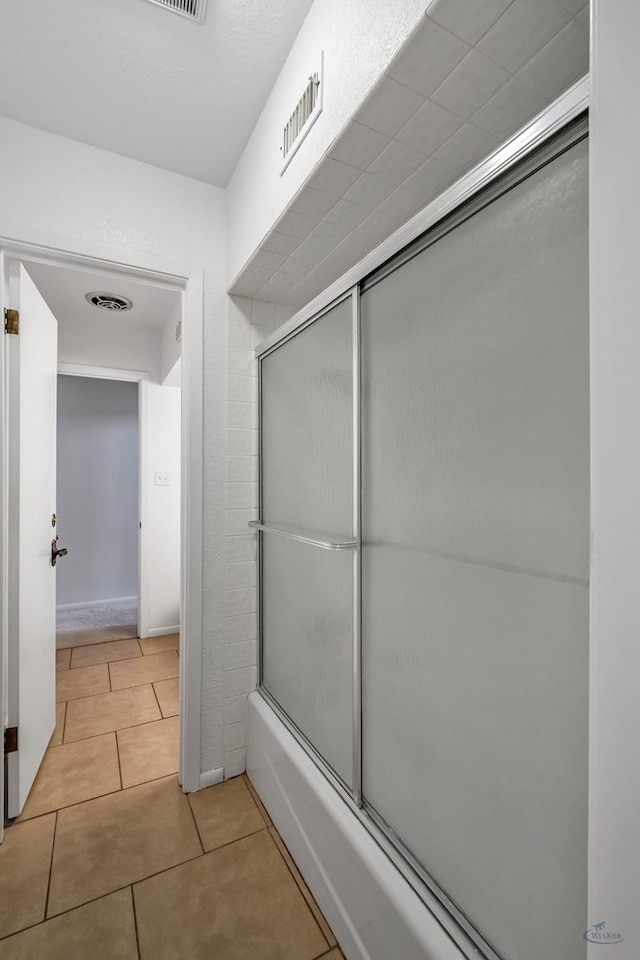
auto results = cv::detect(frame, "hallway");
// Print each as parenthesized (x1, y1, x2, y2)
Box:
(0, 636, 341, 959)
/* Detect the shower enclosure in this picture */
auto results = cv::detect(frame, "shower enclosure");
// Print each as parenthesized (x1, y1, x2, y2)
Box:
(250, 106, 589, 960)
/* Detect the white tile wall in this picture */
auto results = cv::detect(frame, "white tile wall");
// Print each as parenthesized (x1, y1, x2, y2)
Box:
(476, 0, 572, 74)
(223, 295, 294, 777)
(430, 49, 511, 120)
(353, 77, 425, 138)
(224, 695, 248, 724)
(428, 0, 514, 46)
(228, 0, 589, 309)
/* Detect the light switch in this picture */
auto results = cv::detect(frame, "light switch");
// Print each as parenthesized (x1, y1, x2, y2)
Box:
(154, 471, 170, 486)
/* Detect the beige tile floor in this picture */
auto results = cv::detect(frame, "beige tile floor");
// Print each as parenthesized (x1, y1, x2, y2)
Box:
(0, 634, 343, 959)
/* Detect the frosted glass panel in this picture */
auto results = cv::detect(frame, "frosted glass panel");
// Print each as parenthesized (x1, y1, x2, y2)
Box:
(261, 299, 352, 538)
(261, 535, 353, 785)
(260, 297, 353, 785)
(361, 140, 588, 960)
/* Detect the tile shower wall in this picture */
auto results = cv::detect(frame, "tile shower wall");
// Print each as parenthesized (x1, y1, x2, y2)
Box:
(224, 296, 294, 777)
(229, 0, 589, 308)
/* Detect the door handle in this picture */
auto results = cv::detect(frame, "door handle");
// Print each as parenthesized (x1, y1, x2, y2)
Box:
(51, 537, 68, 566)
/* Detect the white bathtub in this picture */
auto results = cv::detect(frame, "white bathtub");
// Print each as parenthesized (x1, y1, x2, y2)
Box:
(247, 692, 467, 960)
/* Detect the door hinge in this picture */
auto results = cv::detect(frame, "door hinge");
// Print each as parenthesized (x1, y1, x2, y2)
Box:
(4, 726, 18, 755)
(4, 309, 19, 335)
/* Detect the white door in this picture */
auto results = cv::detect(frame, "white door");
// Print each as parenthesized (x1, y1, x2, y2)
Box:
(5, 262, 59, 819)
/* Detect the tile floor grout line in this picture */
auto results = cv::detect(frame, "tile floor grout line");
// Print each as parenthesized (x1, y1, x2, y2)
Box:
(0, 886, 150, 948)
(150, 681, 168, 719)
(115, 729, 124, 791)
(61, 700, 68, 744)
(242, 773, 272, 826)
(61, 683, 165, 744)
(56, 693, 111, 707)
(20, 783, 125, 823)
(6, 835, 343, 955)
(23, 762, 185, 821)
(56, 634, 139, 653)
(21, 773, 182, 826)
(64, 638, 149, 667)
(10, 636, 342, 955)
(138, 637, 178, 655)
(110, 674, 179, 694)
(35, 728, 119, 755)
(43, 809, 58, 921)
(68, 650, 143, 670)
(1, 827, 268, 946)
(130, 885, 142, 960)
(117, 766, 182, 793)
(185, 793, 206, 856)
(198, 824, 269, 858)
(60, 682, 158, 707)
(64, 714, 166, 744)
(109, 651, 179, 693)
(265, 827, 333, 948)
(4, 779, 342, 955)
(43, 849, 209, 922)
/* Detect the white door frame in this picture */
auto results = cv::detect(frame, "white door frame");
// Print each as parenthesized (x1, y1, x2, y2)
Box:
(0, 237, 204, 818)
(56, 364, 151, 642)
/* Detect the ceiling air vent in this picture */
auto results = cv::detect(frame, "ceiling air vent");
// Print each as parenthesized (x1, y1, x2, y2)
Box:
(281, 53, 324, 175)
(142, 0, 207, 24)
(85, 292, 133, 312)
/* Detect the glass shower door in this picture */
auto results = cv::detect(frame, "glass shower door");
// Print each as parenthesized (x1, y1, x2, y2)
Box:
(258, 296, 355, 787)
(360, 138, 589, 960)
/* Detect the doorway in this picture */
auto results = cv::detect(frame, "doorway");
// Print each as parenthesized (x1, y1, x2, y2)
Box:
(55, 374, 140, 648)
(1, 243, 203, 834)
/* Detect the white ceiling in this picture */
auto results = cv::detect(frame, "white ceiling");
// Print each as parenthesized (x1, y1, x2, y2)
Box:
(25, 261, 181, 333)
(0, 0, 314, 186)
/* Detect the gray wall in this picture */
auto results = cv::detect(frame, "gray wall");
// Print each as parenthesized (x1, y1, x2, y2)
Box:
(56, 375, 138, 606)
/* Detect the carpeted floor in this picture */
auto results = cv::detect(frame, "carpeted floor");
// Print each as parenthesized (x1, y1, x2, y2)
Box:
(56, 598, 138, 649)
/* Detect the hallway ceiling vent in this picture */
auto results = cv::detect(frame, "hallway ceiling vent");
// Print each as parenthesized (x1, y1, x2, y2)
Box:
(85, 292, 134, 312)
(142, 0, 207, 23)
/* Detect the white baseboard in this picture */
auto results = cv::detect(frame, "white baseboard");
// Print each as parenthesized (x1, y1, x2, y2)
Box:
(199, 767, 224, 790)
(57, 595, 137, 612)
(144, 625, 180, 638)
